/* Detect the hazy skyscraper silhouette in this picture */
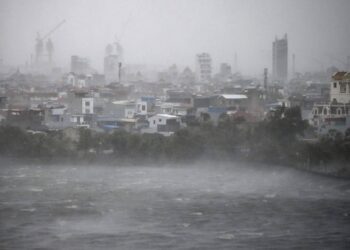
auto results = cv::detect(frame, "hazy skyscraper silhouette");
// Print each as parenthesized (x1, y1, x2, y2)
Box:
(272, 34, 288, 83)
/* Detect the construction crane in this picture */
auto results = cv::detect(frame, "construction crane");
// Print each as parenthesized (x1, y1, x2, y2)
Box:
(35, 19, 66, 63)
(42, 19, 66, 40)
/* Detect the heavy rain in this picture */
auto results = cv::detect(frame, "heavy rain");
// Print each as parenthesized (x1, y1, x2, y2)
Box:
(0, 0, 350, 249)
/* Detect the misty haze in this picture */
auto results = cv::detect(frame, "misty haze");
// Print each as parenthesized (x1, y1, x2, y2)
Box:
(0, 0, 350, 249)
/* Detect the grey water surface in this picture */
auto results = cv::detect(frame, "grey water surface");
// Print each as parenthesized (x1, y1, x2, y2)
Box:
(0, 163, 349, 249)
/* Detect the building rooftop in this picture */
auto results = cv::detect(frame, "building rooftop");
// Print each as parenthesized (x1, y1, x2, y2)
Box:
(220, 94, 247, 100)
(345, 72, 350, 80)
(151, 114, 178, 119)
(112, 100, 135, 105)
(332, 71, 349, 81)
(118, 118, 137, 123)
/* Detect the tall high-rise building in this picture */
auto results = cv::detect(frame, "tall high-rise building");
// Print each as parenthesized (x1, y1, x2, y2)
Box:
(104, 41, 123, 84)
(195, 53, 212, 83)
(272, 34, 288, 83)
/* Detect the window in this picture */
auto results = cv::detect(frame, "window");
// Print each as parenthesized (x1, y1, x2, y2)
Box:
(340, 83, 346, 93)
(142, 105, 146, 111)
(85, 101, 90, 106)
(323, 108, 328, 115)
(153, 120, 156, 124)
(333, 82, 337, 88)
(159, 119, 162, 122)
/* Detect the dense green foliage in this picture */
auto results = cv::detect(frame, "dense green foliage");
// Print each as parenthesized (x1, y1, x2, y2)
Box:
(0, 106, 349, 175)
(0, 126, 73, 161)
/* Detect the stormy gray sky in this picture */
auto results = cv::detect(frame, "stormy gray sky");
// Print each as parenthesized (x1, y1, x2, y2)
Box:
(0, 0, 350, 75)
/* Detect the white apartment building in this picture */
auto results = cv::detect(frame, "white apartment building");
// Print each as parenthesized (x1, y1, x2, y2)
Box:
(195, 53, 212, 83)
(82, 97, 94, 114)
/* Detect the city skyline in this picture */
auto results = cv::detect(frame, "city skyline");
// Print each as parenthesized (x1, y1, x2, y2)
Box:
(1, 0, 350, 75)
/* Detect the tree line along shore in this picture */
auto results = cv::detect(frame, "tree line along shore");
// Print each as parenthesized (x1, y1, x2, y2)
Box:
(0, 106, 349, 177)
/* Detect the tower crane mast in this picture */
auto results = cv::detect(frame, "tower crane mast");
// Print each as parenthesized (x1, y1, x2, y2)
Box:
(35, 19, 66, 63)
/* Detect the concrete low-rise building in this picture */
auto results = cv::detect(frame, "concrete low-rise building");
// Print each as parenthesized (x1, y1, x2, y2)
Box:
(214, 94, 248, 110)
(66, 90, 95, 128)
(135, 96, 156, 116)
(109, 100, 136, 119)
(142, 114, 182, 136)
(195, 94, 248, 124)
(70, 114, 90, 128)
(160, 102, 190, 116)
(43, 104, 71, 129)
(311, 103, 350, 135)
(330, 72, 350, 103)
(311, 72, 350, 135)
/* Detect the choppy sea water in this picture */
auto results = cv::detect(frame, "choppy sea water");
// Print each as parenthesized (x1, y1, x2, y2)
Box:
(0, 163, 349, 249)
